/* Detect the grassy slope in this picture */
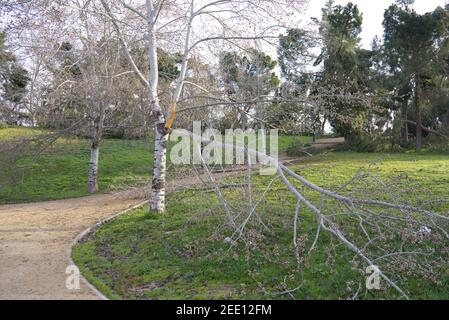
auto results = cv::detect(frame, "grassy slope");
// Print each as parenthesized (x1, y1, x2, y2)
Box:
(0, 128, 154, 204)
(0, 127, 308, 204)
(0, 127, 47, 140)
(73, 151, 449, 300)
(5, 139, 154, 203)
(276, 135, 312, 153)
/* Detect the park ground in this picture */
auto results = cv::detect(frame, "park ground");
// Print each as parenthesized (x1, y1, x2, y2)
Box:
(0, 127, 311, 204)
(0, 127, 448, 299)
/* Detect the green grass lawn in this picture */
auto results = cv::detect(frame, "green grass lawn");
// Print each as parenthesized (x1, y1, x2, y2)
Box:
(0, 138, 154, 204)
(0, 128, 155, 204)
(0, 127, 307, 204)
(72, 151, 449, 300)
(0, 127, 47, 140)
(276, 135, 312, 153)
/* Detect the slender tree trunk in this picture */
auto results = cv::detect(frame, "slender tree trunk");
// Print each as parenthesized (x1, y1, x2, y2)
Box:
(30, 112, 36, 127)
(441, 110, 449, 135)
(321, 118, 326, 134)
(414, 74, 422, 151)
(146, 0, 170, 213)
(151, 120, 169, 212)
(87, 110, 105, 194)
(87, 142, 100, 193)
(402, 100, 409, 143)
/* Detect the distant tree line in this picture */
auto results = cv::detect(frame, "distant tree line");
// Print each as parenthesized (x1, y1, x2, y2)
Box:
(275, 0, 449, 151)
(4, 0, 448, 152)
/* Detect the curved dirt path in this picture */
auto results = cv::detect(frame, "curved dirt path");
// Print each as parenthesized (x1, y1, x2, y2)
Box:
(0, 191, 144, 300)
(0, 138, 344, 300)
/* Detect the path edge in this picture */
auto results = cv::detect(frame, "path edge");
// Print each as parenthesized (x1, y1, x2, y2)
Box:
(66, 200, 149, 300)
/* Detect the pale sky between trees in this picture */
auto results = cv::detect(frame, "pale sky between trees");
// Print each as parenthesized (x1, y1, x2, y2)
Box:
(307, 0, 448, 48)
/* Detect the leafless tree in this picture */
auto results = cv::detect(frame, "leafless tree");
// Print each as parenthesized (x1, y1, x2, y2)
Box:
(4, 0, 155, 193)
(91, 0, 307, 212)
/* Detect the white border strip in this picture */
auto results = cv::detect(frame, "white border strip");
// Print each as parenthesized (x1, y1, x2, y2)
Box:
(66, 200, 149, 300)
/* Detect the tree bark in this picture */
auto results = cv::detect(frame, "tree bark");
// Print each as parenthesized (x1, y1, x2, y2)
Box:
(321, 118, 326, 134)
(146, 0, 169, 213)
(402, 99, 409, 143)
(151, 121, 169, 212)
(414, 74, 422, 151)
(87, 110, 105, 194)
(406, 120, 449, 140)
(87, 142, 100, 193)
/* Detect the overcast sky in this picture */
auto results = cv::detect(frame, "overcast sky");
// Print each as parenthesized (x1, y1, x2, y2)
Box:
(306, 0, 448, 48)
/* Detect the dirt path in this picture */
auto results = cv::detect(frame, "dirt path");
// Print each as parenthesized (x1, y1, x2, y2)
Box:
(311, 137, 345, 147)
(0, 138, 344, 300)
(0, 191, 145, 299)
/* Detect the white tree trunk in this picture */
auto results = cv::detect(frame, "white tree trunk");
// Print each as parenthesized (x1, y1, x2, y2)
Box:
(87, 143, 100, 193)
(149, 1, 193, 212)
(87, 111, 105, 194)
(146, 0, 169, 213)
(151, 122, 169, 212)
(101, 0, 191, 212)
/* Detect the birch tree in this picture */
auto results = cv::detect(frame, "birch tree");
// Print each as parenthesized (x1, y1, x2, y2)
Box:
(4, 0, 187, 195)
(95, 0, 306, 212)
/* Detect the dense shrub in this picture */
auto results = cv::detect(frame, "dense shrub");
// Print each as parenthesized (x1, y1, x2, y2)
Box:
(344, 135, 395, 153)
(425, 136, 449, 153)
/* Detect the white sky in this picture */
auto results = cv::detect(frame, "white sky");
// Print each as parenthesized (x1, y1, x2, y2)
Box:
(306, 0, 448, 48)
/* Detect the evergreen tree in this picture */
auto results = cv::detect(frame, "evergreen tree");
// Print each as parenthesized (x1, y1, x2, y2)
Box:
(0, 31, 29, 124)
(219, 49, 280, 129)
(382, 1, 449, 150)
